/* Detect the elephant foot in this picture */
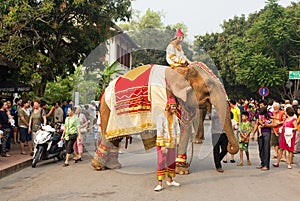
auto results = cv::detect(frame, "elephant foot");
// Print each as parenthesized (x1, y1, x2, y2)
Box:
(91, 159, 106, 171)
(175, 166, 189, 175)
(105, 161, 122, 169)
(193, 138, 203, 144)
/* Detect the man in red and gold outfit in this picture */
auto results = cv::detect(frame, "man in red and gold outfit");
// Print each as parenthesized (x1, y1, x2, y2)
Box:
(154, 97, 181, 191)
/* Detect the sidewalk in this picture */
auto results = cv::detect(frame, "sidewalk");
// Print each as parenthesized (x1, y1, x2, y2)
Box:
(0, 143, 32, 179)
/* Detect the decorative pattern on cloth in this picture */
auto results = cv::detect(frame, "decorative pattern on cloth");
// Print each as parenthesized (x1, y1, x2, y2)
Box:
(105, 65, 168, 139)
(115, 65, 152, 115)
(189, 62, 228, 99)
(176, 99, 196, 126)
(176, 153, 188, 166)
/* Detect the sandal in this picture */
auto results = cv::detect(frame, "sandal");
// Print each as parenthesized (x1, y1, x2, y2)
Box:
(261, 167, 269, 171)
(63, 163, 70, 167)
(20, 152, 27, 155)
(288, 165, 292, 169)
(272, 163, 279, 167)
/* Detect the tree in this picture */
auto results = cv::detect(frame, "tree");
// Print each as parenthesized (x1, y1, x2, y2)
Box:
(0, 0, 132, 97)
(233, 0, 299, 100)
(43, 74, 74, 104)
(193, 0, 300, 100)
(194, 15, 252, 98)
(119, 9, 192, 67)
(98, 60, 123, 98)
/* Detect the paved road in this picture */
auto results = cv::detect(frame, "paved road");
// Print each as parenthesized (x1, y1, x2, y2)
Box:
(1, 120, 300, 201)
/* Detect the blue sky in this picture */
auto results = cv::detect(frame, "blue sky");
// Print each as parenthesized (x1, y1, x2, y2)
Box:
(131, 0, 298, 40)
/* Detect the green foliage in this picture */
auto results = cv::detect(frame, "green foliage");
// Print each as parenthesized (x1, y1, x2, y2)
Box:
(194, 0, 300, 100)
(118, 9, 192, 67)
(98, 60, 123, 98)
(43, 75, 74, 104)
(138, 9, 164, 29)
(0, 0, 132, 97)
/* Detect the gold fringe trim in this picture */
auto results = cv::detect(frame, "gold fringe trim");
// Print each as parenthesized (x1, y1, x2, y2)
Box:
(156, 142, 176, 148)
(169, 54, 176, 59)
(106, 123, 155, 139)
(157, 175, 165, 181)
(142, 134, 156, 150)
(167, 173, 176, 178)
(116, 106, 151, 114)
(175, 158, 186, 163)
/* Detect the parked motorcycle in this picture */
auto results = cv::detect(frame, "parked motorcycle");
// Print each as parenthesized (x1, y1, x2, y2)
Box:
(32, 124, 66, 168)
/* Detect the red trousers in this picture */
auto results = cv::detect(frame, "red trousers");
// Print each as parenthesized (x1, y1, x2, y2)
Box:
(156, 146, 176, 180)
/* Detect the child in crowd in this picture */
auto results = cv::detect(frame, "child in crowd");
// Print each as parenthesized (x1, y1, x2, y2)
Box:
(7, 110, 15, 128)
(237, 111, 252, 166)
(258, 111, 272, 137)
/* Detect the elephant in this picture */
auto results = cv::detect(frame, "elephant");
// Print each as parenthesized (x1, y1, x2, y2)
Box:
(91, 63, 239, 172)
(173, 62, 239, 174)
(193, 108, 207, 144)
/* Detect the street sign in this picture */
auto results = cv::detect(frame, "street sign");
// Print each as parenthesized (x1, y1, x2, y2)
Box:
(258, 86, 270, 97)
(289, 71, 300, 79)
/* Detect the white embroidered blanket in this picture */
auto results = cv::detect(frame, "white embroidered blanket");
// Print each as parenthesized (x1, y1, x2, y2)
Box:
(104, 65, 168, 139)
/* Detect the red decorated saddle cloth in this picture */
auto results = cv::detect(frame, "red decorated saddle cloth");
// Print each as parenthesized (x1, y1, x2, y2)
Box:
(105, 65, 168, 140)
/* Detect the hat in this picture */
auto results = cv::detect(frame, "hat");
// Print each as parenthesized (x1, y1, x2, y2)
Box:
(176, 28, 184, 37)
(166, 96, 176, 107)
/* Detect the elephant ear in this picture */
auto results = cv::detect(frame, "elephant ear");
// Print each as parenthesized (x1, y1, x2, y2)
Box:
(165, 68, 190, 102)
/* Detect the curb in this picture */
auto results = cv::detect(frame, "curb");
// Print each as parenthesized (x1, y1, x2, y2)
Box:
(0, 159, 32, 179)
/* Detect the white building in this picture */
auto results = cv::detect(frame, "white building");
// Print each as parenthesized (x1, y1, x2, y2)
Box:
(106, 25, 139, 76)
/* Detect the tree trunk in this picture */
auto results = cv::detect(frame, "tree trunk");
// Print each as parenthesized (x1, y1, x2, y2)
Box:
(36, 74, 48, 97)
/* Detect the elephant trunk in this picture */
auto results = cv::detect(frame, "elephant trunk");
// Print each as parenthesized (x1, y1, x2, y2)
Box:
(220, 106, 239, 154)
(211, 93, 239, 154)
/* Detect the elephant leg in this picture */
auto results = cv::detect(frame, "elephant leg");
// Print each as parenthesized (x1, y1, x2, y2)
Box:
(91, 135, 113, 170)
(193, 109, 206, 144)
(91, 135, 109, 171)
(176, 125, 192, 175)
(105, 141, 122, 169)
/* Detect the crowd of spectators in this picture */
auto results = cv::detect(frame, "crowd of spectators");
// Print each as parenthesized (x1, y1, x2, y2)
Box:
(216, 98, 300, 173)
(1, 96, 300, 173)
(0, 98, 99, 164)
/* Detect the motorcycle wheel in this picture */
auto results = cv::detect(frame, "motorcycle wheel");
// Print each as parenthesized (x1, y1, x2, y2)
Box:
(57, 149, 66, 161)
(32, 148, 43, 168)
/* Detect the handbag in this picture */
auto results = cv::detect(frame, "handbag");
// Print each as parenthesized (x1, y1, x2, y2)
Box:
(80, 127, 87, 133)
